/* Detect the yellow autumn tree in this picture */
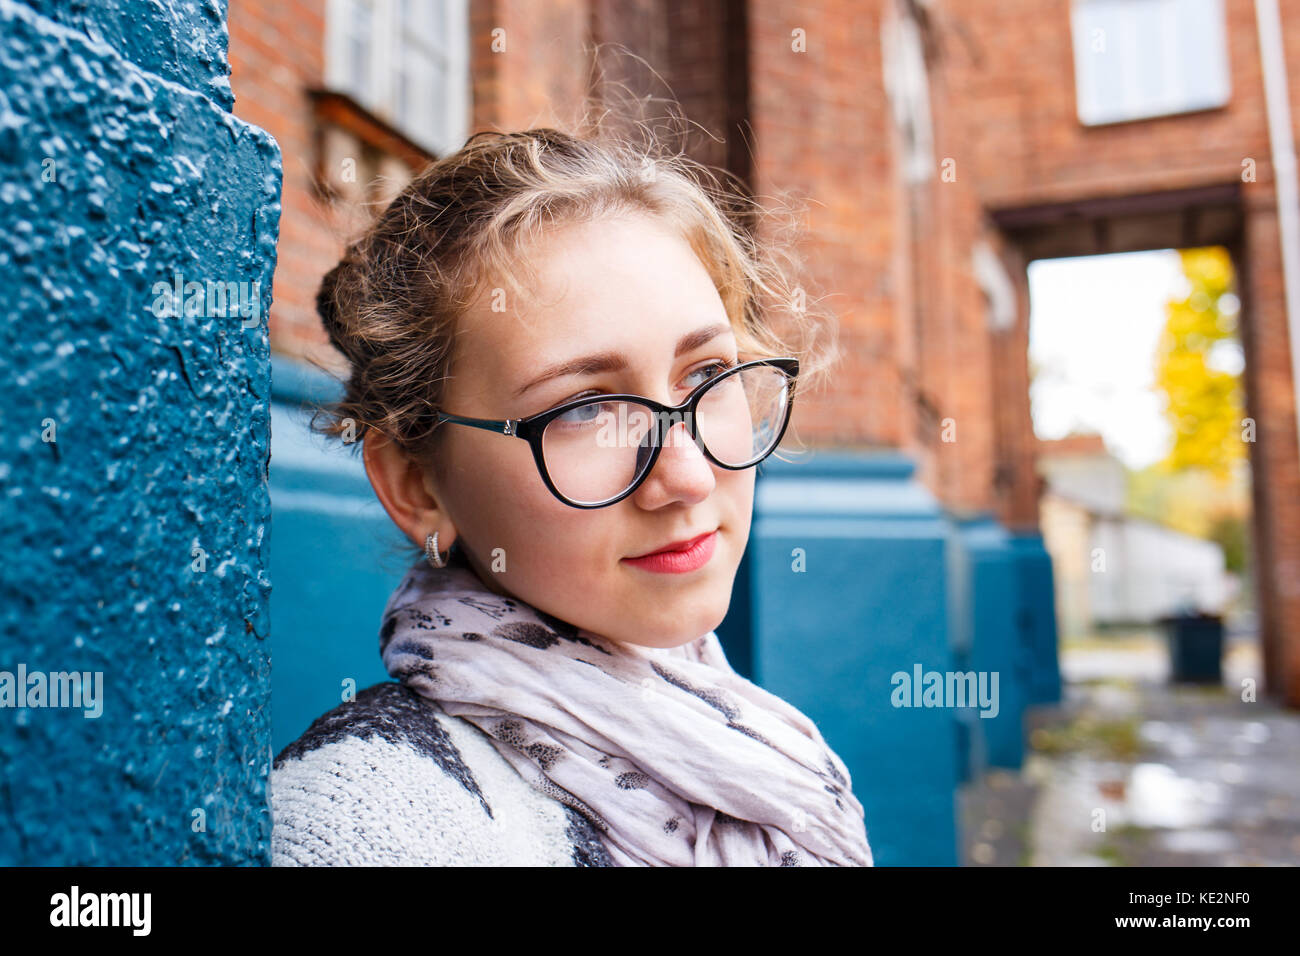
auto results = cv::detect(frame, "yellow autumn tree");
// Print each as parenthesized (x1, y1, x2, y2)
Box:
(1153, 246, 1245, 484)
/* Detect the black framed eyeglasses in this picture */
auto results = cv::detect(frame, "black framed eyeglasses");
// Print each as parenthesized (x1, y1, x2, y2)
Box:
(433, 356, 799, 508)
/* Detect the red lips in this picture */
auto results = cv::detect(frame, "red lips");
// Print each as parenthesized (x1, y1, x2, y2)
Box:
(622, 531, 719, 574)
(628, 529, 715, 559)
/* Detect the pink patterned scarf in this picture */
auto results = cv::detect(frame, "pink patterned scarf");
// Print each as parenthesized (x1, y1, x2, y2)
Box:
(379, 552, 874, 866)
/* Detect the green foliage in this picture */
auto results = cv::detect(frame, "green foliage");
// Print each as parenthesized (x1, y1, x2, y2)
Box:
(1124, 459, 1251, 541)
(1029, 714, 1143, 759)
(1206, 510, 1248, 573)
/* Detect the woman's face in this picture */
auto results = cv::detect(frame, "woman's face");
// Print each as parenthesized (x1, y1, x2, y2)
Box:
(427, 211, 756, 649)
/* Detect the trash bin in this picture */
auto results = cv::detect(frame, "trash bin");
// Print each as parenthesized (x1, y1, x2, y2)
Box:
(1159, 612, 1224, 684)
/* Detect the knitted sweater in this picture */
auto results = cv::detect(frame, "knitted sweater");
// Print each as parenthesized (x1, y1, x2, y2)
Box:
(270, 681, 615, 866)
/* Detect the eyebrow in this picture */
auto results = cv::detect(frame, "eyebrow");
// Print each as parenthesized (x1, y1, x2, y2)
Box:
(512, 323, 734, 399)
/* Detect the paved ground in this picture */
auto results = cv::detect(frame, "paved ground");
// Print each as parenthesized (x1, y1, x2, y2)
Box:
(958, 629, 1300, 866)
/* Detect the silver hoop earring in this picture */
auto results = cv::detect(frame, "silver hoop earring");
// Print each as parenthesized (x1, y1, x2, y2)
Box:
(425, 531, 447, 569)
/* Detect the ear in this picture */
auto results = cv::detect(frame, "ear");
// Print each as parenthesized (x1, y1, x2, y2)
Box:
(362, 431, 455, 550)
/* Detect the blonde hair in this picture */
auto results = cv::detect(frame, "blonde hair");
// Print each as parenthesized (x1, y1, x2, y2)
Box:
(310, 122, 840, 471)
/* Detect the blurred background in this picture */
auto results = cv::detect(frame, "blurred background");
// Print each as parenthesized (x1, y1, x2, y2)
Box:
(236, 0, 1300, 866)
(3, 0, 1298, 865)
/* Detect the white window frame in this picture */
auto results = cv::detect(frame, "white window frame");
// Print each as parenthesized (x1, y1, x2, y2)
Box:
(1070, 0, 1231, 126)
(324, 0, 470, 156)
(881, 0, 936, 184)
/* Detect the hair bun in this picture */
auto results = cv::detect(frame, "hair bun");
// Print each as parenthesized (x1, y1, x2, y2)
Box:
(316, 253, 355, 341)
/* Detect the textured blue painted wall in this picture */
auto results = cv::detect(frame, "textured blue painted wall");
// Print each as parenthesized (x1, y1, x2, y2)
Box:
(0, 0, 281, 863)
(951, 515, 1027, 773)
(33, 0, 237, 111)
(268, 356, 407, 757)
(1010, 533, 1064, 707)
(749, 453, 961, 866)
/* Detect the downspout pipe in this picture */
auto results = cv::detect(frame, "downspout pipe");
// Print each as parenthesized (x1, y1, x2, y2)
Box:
(1255, 0, 1300, 472)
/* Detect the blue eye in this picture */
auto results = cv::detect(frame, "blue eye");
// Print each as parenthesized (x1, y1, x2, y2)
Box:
(685, 360, 737, 390)
(554, 401, 609, 427)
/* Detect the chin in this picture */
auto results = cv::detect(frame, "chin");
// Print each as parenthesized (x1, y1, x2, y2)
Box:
(654, 601, 729, 647)
(595, 598, 718, 648)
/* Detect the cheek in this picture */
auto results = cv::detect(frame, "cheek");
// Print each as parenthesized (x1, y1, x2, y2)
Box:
(438, 437, 526, 538)
(448, 439, 594, 566)
(722, 465, 756, 526)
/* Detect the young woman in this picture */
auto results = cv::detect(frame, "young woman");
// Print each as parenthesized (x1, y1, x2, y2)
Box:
(270, 126, 873, 867)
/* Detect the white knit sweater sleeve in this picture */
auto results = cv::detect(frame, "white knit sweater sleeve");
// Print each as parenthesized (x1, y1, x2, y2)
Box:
(269, 682, 614, 867)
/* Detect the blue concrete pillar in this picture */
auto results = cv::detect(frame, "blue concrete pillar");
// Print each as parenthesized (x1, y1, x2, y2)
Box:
(945, 511, 975, 786)
(1010, 532, 1063, 706)
(0, 0, 281, 863)
(268, 356, 406, 755)
(950, 514, 1027, 771)
(731, 451, 960, 866)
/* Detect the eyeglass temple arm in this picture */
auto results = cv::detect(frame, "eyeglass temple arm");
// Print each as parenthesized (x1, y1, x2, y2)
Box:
(435, 412, 525, 436)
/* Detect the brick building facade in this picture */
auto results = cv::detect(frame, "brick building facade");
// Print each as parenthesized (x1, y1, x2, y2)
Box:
(229, 0, 1300, 706)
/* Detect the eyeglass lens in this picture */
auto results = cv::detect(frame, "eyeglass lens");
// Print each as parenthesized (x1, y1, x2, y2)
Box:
(539, 365, 792, 505)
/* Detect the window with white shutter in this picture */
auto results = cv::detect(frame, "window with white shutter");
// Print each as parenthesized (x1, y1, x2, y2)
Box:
(1070, 0, 1231, 126)
(324, 0, 469, 156)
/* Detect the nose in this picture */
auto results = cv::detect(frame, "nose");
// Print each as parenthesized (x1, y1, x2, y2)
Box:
(631, 418, 715, 507)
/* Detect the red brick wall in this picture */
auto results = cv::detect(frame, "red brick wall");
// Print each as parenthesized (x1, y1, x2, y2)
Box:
(743, 1, 1004, 516)
(470, 0, 590, 131)
(1240, 200, 1300, 701)
(228, 0, 343, 367)
(747, 0, 905, 457)
(944, 0, 1274, 203)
